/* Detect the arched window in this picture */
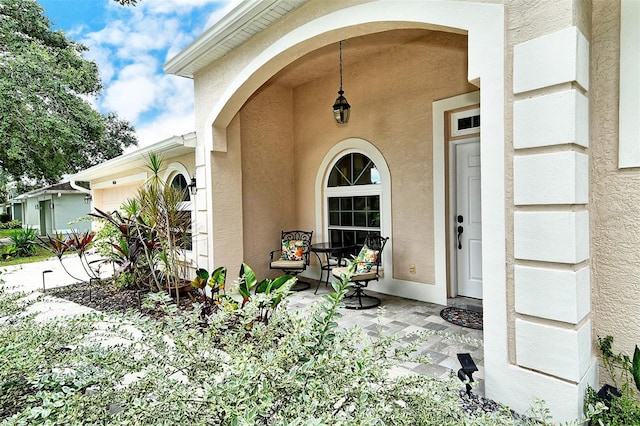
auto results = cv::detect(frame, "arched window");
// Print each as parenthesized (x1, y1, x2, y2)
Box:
(170, 174, 191, 202)
(169, 173, 193, 251)
(326, 152, 381, 248)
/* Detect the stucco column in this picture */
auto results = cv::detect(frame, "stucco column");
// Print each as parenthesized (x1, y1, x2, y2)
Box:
(509, 25, 597, 420)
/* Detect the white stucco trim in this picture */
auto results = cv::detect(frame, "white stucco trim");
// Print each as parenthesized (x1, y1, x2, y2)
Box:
(162, 162, 188, 182)
(433, 91, 481, 303)
(619, 0, 640, 168)
(162, 162, 197, 264)
(314, 138, 390, 243)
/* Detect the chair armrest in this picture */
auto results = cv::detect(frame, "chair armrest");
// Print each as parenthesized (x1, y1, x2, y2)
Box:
(269, 250, 279, 262)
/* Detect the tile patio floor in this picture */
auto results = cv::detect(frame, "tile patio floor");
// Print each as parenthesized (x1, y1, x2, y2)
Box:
(286, 280, 486, 396)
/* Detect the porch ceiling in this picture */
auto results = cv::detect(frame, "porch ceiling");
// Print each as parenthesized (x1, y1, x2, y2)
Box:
(268, 29, 438, 89)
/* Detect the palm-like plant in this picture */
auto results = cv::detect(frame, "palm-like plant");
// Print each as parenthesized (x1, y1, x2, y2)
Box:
(90, 152, 193, 297)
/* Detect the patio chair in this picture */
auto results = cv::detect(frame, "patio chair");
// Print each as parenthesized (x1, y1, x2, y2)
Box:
(331, 234, 389, 309)
(269, 230, 313, 291)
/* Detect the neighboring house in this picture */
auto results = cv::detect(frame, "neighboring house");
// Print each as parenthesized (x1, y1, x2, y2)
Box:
(162, 0, 639, 421)
(69, 133, 198, 267)
(10, 181, 91, 236)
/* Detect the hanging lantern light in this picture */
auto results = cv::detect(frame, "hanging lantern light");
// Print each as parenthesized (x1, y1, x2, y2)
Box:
(332, 40, 351, 124)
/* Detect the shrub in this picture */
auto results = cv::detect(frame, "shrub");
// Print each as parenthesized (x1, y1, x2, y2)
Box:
(1, 269, 592, 425)
(10, 227, 37, 257)
(0, 220, 21, 230)
(0, 244, 17, 260)
(0, 212, 10, 223)
(585, 335, 640, 425)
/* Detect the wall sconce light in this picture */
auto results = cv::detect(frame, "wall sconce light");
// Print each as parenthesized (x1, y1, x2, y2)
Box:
(84, 194, 92, 204)
(332, 40, 351, 124)
(49, 203, 55, 210)
(188, 175, 197, 195)
(35, 204, 40, 210)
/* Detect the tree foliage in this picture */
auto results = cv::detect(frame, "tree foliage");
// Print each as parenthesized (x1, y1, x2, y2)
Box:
(0, 0, 138, 186)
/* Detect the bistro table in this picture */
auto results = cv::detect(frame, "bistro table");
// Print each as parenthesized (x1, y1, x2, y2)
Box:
(310, 242, 356, 294)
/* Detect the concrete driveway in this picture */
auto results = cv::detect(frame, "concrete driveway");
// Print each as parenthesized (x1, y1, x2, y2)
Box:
(0, 254, 111, 320)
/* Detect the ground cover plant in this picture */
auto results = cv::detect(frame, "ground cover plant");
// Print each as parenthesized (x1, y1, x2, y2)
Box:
(0, 227, 53, 265)
(584, 335, 640, 425)
(0, 221, 22, 232)
(0, 267, 601, 425)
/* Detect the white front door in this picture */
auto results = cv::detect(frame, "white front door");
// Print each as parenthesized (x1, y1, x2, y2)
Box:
(455, 140, 482, 299)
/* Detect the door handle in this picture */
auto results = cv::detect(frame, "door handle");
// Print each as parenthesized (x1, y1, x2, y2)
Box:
(457, 225, 464, 249)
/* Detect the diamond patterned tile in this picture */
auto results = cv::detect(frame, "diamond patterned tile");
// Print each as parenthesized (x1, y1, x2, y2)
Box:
(286, 282, 485, 397)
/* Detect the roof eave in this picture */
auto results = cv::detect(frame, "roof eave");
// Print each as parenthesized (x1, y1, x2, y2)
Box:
(70, 133, 197, 183)
(164, 0, 309, 78)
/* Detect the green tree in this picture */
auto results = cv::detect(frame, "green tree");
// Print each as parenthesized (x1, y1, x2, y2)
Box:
(0, 0, 138, 186)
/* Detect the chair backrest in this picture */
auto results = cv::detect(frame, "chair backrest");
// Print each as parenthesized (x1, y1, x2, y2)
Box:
(281, 230, 313, 264)
(361, 234, 389, 273)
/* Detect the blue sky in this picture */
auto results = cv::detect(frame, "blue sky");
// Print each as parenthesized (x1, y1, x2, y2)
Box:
(38, 0, 236, 147)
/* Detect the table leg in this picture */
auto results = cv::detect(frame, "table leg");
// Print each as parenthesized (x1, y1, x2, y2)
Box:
(313, 251, 324, 294)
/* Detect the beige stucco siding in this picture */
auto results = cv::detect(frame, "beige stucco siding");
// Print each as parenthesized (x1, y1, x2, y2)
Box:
(294, 31, 474, 283)
(211, 115, 245, 272)
(233, 30, 474, 282)
(240, 84, 296, 279)
(590, 1, 640, 362)
(95, 183, 140, 213)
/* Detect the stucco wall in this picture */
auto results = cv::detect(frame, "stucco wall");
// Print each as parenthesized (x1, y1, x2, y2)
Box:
(240, 84, 296, 279)
(236, 32, 476, 283)
(52, 193, 91, 232)
(591, 1, 640, 363)
(211, 116, 245, 271)
(95, 183, 140, 213)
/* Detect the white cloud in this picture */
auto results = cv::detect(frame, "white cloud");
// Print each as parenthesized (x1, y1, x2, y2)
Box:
(137, 0, 230, 15)
(72, 0, 234, 145)
(204, 0, 242, 28)
(102, 63, 160, 121)
(135, 108, 196, 148)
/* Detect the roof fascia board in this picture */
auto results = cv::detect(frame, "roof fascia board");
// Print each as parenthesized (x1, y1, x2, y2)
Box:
(71, 133, 196, 182)
(164, 0, 287, 77)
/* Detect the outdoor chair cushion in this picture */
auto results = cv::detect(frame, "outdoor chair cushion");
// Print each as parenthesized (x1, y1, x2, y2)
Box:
(281, 239, 304, 261)
(331, 266, 384, 282)
(271, 258, 305, 269)
(355, 245, 379, 274)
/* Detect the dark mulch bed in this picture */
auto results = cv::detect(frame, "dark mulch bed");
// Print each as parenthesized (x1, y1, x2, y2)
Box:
(49, 281, 198, 321)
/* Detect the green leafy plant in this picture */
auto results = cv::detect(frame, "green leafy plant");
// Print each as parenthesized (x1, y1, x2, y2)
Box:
(191, 266, 228, 309)
(584, 335, 640, 425)
(0, 220, 21, 230)
(241, 263, 294, 324)
(10, 226, 37, 257)
(0, 244, 17, 260)
(90, 152, 192, 298)
(38, 230, 100, 282)
(1, 268, 599, 425)
(598, 335, 640, 395)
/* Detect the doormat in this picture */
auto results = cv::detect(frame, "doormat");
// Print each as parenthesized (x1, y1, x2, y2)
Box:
(440, 307, 483, 330)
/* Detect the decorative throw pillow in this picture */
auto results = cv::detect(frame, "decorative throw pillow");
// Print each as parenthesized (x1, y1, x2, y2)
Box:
(281, 239, 304, 261)
(355, 245, 379, 274)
